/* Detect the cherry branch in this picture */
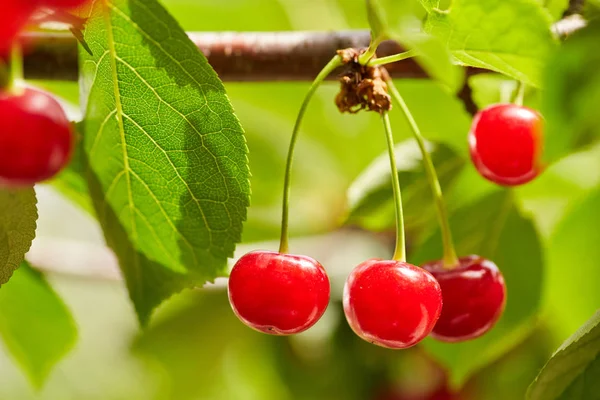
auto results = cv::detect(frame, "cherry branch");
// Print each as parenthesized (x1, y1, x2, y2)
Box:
(21, 15, 585, 82)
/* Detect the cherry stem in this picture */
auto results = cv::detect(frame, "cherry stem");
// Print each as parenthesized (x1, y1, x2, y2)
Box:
(367, 49, 417, 67)
(512, 81, 525, 106)
(358, 34, 385, 65)
(386, 78, 459, 268)
(8, 42, 24, 95)
(278, 54, 344, 254)
(381, 112, 407, 262)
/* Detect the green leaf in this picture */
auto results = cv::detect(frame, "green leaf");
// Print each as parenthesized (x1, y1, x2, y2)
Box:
(364, 0, 414, 38)
(412, 191, 544, 387)
(79, 0, 250, 320)
(394, 27, 465, 92)
(528, 310, 600, 400)
(0, 261, 77, 388)
(419, 0, 440, 13)
(0, 188, 37, 285)
(538, 0, 569, 20)
(365, 0, 391, 39)
(542, 21, 600, 163)
(346, 139, 465, 232)
(365, 0, 463, 91)
(543, 186, 600, 340)
(133, 290, 290, 400)
(425, 0, 557, 87)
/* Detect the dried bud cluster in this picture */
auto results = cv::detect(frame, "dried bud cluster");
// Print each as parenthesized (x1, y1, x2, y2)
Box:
(335, 48, 391, 114)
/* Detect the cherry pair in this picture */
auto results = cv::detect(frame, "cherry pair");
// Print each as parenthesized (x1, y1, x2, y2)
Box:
(0, 87, 74, 186)
(343, 255, 505, 348)
(227, 250, 506, 348)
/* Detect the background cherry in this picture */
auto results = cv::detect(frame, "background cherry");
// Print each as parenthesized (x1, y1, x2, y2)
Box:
(469, 103, 543, 186)
(0, 1, 38, 56)
(0, 87, 74, 186)
(227, 250, 330, 335)
(343, 258, 442, 349)
(421, 255, 506, 342)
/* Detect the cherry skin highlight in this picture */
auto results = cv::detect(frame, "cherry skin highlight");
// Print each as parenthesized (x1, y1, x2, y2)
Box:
(227, 250, 330, 335)
(421, 255, 506, 342)
(469, 103, 543, 186)
(343, 259, 443, 349)
(0, 87, 74, 186)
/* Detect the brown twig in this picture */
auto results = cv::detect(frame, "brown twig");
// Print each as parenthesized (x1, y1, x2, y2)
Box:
(21, 14, 585, 83)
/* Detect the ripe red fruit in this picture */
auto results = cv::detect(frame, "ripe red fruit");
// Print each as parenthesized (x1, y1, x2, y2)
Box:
(343, 259, 443, 349)
(228, 251, 330, 335)
(0, 1, 38, 55)
(0, 88, 74, 186)
(468, 104, 543, 186)
(421, 255, 506, 342)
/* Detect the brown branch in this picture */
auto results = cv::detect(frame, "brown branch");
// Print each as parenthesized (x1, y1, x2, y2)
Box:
(21, 15, 585, 83)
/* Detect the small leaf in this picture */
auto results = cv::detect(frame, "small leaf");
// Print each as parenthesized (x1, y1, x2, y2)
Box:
(412, 191, 544, 387)
(365, 0, 463, 91)
(346, 139, 465, 232)
(393, 25, 465, 92)
(0, 261, 77, 388)
(79, 0, 250, 321)
(365, 0, 391, 39)
(528, 310, 600, 400)
(537, 0, 569, 20)
(425, 0, 557, 87)
(542, 21, 600, 163)
(419, 0, 441, 13)
(0, 188, 37, 284)
(364, 0, 413, 39)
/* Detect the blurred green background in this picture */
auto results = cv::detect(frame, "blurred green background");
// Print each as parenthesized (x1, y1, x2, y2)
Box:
(4, 0, 600, 399)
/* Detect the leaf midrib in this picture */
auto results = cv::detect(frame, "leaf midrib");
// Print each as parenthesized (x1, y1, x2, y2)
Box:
(102, 0, 142, 294)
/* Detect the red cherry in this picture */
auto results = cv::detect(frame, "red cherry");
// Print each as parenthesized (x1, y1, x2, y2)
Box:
(227, 251, 330, 335)
(0, 87, 74, 186)
(421, 255, 506, 342)
(343, 259, 443, 349)
(0, 1, 38, 55)
(468, 103, 543, 186)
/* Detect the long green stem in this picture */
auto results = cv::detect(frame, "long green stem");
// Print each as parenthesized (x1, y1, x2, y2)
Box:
(512, 81, 525, 106)
(8, 43, 24, 95)
(367, 49, 417, 67)
(279, 55, 343, 254)
(382, 112, 406, 262)
(386, 79, 459, 268)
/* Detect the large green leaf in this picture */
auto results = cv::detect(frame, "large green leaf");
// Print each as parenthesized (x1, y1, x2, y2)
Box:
(543, 186, 600, 339)
(346, 139, 465, 232)
(412, 191, 544, 387)
(78, 0, 250, 321)
(425, 0, 557, 87)
(0, 188, 37, 285)
(0, 262, 77, 388)
(528, 310, 600, 400)
(133, 290, 290, 400)
(542, 21, 600, 163)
